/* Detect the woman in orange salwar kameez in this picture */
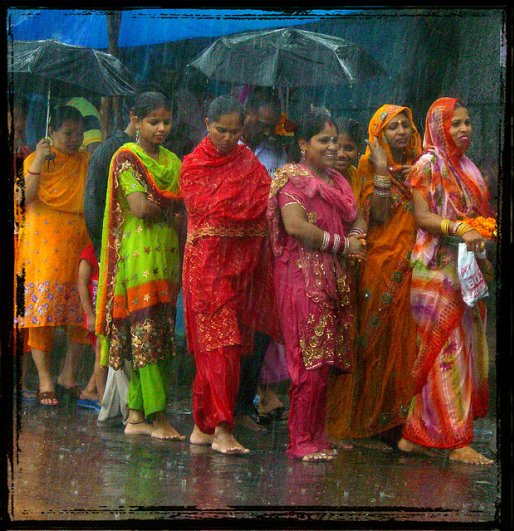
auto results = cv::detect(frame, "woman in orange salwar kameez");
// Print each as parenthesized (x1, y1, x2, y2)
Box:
(327, 105, 422, 450)
(398, 98, 494, 465)
(16, 106, 91, 406)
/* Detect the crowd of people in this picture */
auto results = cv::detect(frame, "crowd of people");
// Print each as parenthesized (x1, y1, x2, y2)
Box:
(11, 83, 496, 465)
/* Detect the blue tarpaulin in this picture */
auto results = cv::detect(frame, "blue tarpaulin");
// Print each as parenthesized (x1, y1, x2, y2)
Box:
(7, 9, 356, 48)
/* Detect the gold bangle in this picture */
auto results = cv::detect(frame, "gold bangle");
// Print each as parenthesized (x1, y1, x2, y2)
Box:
(440, 218, 451, 236)
(455, 222, 474, 238)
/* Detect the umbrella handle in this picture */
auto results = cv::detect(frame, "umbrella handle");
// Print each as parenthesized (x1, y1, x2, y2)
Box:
(44, 84, 56, 161)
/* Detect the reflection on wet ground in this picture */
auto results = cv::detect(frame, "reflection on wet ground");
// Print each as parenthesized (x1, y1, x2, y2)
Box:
(10, 388, 497, 525)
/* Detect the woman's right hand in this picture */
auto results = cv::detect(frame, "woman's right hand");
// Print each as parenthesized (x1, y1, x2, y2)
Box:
(34, 137, 52, 163)
(365, 136, 389, 175)
(347, 234, 367, 261)
(462, 228, 486, 254)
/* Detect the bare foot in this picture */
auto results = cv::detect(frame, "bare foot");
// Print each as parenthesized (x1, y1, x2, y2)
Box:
(449, 446, 494, 465)
(189, 424, 214, 446)
(212, 424, 250, 455)
(397, 437, 443, 457)
(302, 452, 336, 462)
(322, 448, 338, 457)
(124, 421, 154, 436)
(329, 438, 354, 450)
(258, 387, 284, 415)
(151, 412, 185, 441)
(235, 414, 266, 432)
(80, 389, 98, 401)
(352, 437, 392, 452)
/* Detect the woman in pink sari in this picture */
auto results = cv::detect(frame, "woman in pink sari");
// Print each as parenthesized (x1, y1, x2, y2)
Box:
(398, 98, 494, 465)
(267, 111, 366, 461)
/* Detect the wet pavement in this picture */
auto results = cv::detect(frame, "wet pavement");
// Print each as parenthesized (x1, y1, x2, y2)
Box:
(7, 313, 500, 528)
(9, 380, 498, 527)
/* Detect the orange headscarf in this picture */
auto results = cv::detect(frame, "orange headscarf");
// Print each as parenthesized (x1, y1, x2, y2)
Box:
(23, 148, 90, 214)
(358, 104, 422, 204)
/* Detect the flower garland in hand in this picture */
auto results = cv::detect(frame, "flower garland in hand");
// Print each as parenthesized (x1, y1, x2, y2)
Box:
(462, 216, 497, 240)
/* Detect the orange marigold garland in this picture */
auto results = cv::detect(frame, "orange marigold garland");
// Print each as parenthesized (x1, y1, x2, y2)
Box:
(275, 112, 296, 137)
(463, 216, 497, 240)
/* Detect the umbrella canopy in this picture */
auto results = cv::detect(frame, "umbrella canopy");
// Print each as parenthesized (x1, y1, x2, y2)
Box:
(8, 39, 135, 97)
(188, 27, 386, 87)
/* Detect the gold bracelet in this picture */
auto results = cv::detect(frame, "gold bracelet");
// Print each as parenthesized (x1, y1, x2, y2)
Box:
(455, 222, 474, 238)
(440, 219, 449, 235)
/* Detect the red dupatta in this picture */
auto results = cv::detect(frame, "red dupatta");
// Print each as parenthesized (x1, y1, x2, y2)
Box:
(180, 136, 271, 239)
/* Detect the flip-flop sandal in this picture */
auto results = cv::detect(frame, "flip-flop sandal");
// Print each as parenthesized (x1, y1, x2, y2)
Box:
(37, 390, 59, 406)
(55, 383, 81, 399)
(302, 453, 335, 463)
(21, 389, 37, 402)
(77, 398, 101, 411)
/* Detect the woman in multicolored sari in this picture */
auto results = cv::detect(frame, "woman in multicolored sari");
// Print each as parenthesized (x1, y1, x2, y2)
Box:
(268, 111, 366, 461)
(181, 96, 279, 455)
(96, 92, 184, 440)
(398, 98, 494, 465)
(327, 105, 422, 451)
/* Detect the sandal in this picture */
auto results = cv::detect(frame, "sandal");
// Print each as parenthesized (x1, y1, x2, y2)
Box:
(77, 398, 101, 411)
(55, 383, 81, 399)
(37, 390, 59, 406)
(301, 451, 335, 463)
(21, 388, 37, 402)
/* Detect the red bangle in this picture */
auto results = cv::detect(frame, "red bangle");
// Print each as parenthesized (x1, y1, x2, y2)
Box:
(27, 170, 41, 176)
(327, 232, 333, 251)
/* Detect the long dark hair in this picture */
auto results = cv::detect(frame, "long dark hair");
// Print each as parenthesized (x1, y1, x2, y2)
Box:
(206, 95, 244, 123)
(334, 116, 363, 146)
(290, 111, 337, 163)
(133, 91, 170, 120)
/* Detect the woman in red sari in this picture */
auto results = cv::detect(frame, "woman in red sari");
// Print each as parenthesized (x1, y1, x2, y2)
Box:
(180, 96, 279, 455)
(398, 98, 494, 465)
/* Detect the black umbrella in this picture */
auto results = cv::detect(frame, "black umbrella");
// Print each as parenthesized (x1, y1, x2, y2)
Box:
(188, 27, 386, 88)
(8, 39, 135, 137)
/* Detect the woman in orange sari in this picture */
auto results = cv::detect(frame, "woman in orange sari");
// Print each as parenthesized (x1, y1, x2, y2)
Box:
(327, 105, 422, 450)
(16, 106, 91, 406)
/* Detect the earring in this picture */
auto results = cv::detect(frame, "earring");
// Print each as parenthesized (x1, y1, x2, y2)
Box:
(300, 149, 306, 159)
(135, 130, 140, 142)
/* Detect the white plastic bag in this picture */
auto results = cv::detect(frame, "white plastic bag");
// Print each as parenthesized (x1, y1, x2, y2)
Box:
(457, 243, 489, 307)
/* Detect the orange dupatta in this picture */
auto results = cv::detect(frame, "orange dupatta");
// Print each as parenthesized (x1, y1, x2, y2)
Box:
(23, 148, 90, 213)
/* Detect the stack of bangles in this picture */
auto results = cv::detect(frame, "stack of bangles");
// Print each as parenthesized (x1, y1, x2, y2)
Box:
(373, 175, 391, 197)
(347, 227, 365, 239)
(440, 218, 474, 237)
(320, 230, 350, 255)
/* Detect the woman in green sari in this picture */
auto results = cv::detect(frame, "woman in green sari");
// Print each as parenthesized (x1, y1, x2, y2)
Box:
(96, 92, 184, 439)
